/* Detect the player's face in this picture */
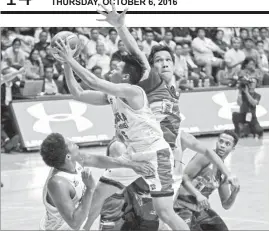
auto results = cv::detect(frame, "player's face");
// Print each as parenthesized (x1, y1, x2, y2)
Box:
(153, 50, 174, 80)
(110, 61, 125, 83)
(216, 133, 234, 158)
(65, 139, 80, 161)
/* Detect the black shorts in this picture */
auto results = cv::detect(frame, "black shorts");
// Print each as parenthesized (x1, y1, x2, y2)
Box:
(176, 207, 229, 231)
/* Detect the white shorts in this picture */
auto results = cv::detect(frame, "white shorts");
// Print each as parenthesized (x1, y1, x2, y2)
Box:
(100, 146, 177, 198)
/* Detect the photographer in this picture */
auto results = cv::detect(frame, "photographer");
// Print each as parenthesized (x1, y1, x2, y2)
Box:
(232, 77, 263, 138)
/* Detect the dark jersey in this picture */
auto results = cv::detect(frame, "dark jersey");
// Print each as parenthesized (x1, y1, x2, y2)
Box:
(138, 69, 181, 149)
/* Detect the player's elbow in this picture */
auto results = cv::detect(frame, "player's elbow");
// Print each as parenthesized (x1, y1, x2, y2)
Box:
(68, 220, 82, 230)
(222, 202, 231, 210)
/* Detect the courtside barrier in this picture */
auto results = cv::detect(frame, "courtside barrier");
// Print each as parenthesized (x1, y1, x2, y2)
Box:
(11, 87, 269, 151)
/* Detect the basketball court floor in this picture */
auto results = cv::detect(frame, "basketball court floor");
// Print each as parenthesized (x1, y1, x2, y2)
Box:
(1, 133, 269, 230)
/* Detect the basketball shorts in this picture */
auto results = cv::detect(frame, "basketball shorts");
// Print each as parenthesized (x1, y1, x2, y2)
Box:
(100, 147, 175, 198)
(175, 207, 229, 231)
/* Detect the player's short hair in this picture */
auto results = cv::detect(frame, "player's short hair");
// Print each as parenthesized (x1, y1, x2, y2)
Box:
(40, 133, 68, 168)
(148, 45, 175, 66)
(221, 130, 239, 147)
(122, 54, 143, 84)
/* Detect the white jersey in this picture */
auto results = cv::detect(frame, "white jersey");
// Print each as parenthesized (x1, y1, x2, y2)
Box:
(40, 162, 86, 230)
(107, 85, 167, 155)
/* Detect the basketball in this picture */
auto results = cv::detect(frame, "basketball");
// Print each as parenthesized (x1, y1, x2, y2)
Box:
(50, 31, 81, 62)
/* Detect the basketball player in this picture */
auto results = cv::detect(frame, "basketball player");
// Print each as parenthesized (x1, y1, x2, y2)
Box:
(174, 130, 240, 231)
(39, 133, 154, 230)
(54, 30, 237, 231)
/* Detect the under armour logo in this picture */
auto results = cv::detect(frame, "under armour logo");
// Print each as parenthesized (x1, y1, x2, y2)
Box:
(27, 101, 93, 134)
(212, 92, 267, 120)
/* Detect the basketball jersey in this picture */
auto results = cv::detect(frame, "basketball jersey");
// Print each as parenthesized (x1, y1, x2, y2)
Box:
(107, 85, 166, 154)
(174, 158, 222, 212)
(40, 162, 86, 230)
(138, 69, 181, 149)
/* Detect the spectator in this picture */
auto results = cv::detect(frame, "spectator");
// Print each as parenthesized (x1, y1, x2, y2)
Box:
(232, 78, 263, 138)
(104, 59, 120, 82)
(213, 29, 229, 55)
(34, 31, 50, 52)
(256, 41, 269, 85)
(92, 66, 103, 79)
(87, 41, 110, 76)
(218, 27, 239, 46)
(260, 27, 269, 55)
(242, 38, 261, 69)
(239, 58, 263, 86)
(191, 28, 225, 84)
(34, 27, 52, 43)
(4, 38, 27, 70)
(111, 40, 128, 61)
(171, 27, 192, 44)
(159, 30, 176, 52)
(142, 30, 158, 57)
(174, 44, 191, 86)
(24, 48, 44, 79)
(130, 28, 139, 40)
(217, 37, 246, 86)
(42, 66, 60, 95)
(181, 43, 207, 84)
(240, 28, 249, 46)
(85, 28, 105, 58)
(136, 39, 144, 52)
(251, 27, 262, 45)
(106, 28, 119, 56)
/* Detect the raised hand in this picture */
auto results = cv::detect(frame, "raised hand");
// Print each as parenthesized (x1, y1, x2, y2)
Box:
(54, 38, 77, 63)
(96, 3, 128, 28)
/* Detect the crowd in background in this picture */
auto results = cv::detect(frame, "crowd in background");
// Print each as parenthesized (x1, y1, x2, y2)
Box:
(1, 27, 269, 152)
(2, 27, 269, 97)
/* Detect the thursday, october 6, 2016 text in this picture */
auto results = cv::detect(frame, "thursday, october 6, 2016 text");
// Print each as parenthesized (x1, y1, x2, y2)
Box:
(52, 0, 178, 6)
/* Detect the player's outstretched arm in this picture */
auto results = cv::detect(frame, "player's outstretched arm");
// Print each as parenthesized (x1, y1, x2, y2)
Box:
(56, 39, 141, 99)
(80, 152, 154, 176)
(63, 63, 109, 105)
(96, 4, 151, 81)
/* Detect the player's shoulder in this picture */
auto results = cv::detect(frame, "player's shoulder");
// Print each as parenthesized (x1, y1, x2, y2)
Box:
(47, 174, 73, 193)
